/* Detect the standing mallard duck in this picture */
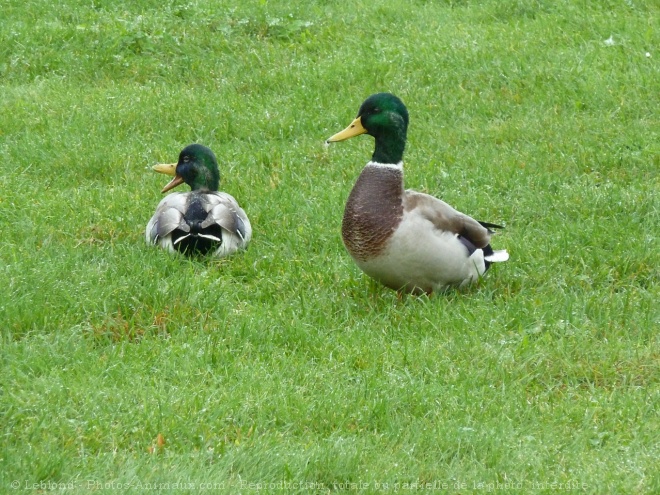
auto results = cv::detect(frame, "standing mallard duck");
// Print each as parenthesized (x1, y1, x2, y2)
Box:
(326, 93, 508, 294)
(146, 144, 251, 257)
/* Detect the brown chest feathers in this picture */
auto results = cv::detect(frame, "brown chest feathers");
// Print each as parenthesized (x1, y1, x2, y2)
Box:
(342, 164, 404, 261)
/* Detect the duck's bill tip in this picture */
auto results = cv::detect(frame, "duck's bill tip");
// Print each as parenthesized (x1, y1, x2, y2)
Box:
(326, 117, 367, 143)
(152, 163, 177, 176)
(161, 175, 185, 194)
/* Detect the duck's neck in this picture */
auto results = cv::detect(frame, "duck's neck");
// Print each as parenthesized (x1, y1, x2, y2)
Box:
(184, 162, 219, 192)
(371, 126, 406, 164)
(342, 162, 405, 260)
(190, 174, 218, 192)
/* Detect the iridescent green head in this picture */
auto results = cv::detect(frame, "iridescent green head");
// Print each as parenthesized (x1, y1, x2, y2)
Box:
(326, 93, 409, 164)
(153, 144, 220, 193)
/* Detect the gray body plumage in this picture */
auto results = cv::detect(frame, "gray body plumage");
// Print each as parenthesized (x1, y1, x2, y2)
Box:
(146, 190, 251, 257)
(343, 161, 508, 294)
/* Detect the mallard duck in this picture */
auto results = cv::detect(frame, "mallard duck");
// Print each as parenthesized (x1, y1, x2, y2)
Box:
(146, 144, 251, 257)
(326, 93, 508, 294)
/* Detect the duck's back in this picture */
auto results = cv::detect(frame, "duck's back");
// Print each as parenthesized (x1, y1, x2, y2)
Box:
(147, 191, 250, 257)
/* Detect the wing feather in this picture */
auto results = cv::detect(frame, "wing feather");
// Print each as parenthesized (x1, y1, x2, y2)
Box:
(403, 190, 492, 248)
(146, 191, 251, 256)
(146, 193, 191, 244)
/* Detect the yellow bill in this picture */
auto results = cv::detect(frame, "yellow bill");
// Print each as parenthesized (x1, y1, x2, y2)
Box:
(152, 162, 177, 176)
(152, 162, 183, 193)
(160, 175, 185, 193)
(326, 116, 367, 143)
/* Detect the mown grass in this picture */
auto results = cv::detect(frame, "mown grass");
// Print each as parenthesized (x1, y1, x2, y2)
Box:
(1, 0, 658, 493)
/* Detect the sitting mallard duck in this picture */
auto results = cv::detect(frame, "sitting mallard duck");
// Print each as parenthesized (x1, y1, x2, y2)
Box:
(326, 93, 508, 294)
(146, 143, 251, 257)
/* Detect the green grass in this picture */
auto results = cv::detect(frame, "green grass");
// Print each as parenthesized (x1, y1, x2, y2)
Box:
(1, 0, 658, 493)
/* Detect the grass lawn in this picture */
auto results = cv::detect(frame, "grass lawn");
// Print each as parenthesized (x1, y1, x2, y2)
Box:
(1, 0, 658, 493)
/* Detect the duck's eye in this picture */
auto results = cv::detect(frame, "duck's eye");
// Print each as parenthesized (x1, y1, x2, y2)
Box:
(373, 107, 380, 113)
(183, 156, 190, 163)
